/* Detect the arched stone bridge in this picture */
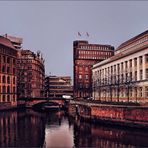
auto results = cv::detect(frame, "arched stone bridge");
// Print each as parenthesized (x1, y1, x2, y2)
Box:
(18, 98, 67, 108)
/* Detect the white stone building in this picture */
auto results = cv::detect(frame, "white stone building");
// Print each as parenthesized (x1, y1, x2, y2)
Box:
(92, 30, 148, 103)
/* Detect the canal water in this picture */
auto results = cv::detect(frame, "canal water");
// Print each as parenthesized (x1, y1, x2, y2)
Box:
(0, 109, 148, 148)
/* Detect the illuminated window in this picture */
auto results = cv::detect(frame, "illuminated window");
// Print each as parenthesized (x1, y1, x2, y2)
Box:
(79, 75, 82, 79)
(85, 75, 88, 79)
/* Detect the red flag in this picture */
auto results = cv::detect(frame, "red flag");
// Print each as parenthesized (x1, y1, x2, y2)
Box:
(78, 32, 81, 36)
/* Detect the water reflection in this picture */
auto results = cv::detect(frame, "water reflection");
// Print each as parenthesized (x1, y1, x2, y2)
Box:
(44, 111, 74, 148)
(0, 109, 45, 147)
(73, 117, 148, 148)
(0, 109, 148, 147)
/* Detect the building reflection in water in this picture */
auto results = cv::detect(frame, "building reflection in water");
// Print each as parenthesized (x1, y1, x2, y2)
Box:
(73, 117, 148, 148)
(44, 111, 74, 148)
(0, 109, 45, 147)
(0, 110, 148, 148)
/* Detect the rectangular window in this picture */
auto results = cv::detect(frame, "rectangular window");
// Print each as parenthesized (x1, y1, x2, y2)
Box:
(79, 74, 82, 79)
(140, 70, 143, 80)
(146, 87, 148, 97)
(139, 56, 142, 65)
(134, 58, 137, 67)
(139, 87, 143, 97)
(146, 54, 148, 62)
(85, 75, 88, 79)
(130, 60, 132, 67)
(125, 61, 128, 72)
(130, 72, 132, 81)
(135, 71, 137, 81)
(146, 69, 148, 79)
(135, 87, 137, 98)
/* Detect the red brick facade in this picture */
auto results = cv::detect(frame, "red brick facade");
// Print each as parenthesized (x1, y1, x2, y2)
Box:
(17, 50, 45, 99)
(0, 36, 17, 109)
(73, 40, 114, 99)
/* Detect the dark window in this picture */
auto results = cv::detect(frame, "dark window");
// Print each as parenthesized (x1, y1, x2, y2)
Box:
(2, 86, 6, 93)
(3, 56, 6, 63)
(7, 57, 10, 64)
(7, 76, 10, 84)
(13, 77, 15, 84)
(2, 66, 5, 72)
(7, 86, 10, 93)
(7, 67, 10, 73)
(7, 95, 10, 102)
(140, 56, 142, 65)
(2, 76, 6, 83)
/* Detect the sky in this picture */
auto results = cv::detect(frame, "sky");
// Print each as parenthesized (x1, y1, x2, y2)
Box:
(0, 1, 148, 78)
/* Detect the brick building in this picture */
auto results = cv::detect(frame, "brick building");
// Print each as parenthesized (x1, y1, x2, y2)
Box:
(45, 76, 73, 98)
(0, 36, 17, 109)
(3, 34, 23, 49)
(17, 50, 45, 99)
(73, 40, 114, 99)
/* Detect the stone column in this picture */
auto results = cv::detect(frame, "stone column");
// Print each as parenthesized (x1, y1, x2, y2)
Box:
(137, 57, 140, 81)
(143, 54, 146, 80)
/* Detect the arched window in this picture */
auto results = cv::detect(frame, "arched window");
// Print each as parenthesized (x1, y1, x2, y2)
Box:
(7, 95, 10, 102)
(2, 86, 6, 93)
(13, 87, 15, 93)
(13, 95, 16, 102)
(2, 66, 5, 73)
(7, 86, 10, 93)
(7, 76, 10, 84)
(2, 76, 6, 83)
(2, 95, 5, 102)
(13, 77, 15, 84)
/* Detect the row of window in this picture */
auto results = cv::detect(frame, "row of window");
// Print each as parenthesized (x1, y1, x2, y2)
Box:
(0, 48, 17, 57)
(0, 95, 16, 102)
(94, 55, 148, 79)
(94, 87, 148, 98)
(0, 76, 16, 84)
(94, 69, 148, 85)
(79, 55, 109, 60)
(1, 66, 16, 74)
(79, 66, 89, 71)
(79, 45, 112, 51)
(0, 86, 16, 93)
(79, 74, 89, 80)
(79, 50, 112, 56)
(0, 55, 16, 64)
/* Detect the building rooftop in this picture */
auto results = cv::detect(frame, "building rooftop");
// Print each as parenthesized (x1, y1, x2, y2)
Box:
(116, 30, 148, 51)
(0, 36, 15, 49)
(93, 30, 148, 69)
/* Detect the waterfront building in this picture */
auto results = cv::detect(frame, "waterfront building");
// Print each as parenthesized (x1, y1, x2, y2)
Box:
(0, 36, 17, 109)
(73, 40, 114, 99)
(17, 50, 45, 99)
(92, 30, 148, 103)
(45, 76, 73, 98)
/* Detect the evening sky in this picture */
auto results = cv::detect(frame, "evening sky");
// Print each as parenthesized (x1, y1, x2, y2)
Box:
(0, 1, 148, 79)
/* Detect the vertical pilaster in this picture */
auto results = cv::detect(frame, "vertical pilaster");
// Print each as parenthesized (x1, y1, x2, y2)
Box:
(143, 55, 146, 80)
(137, 57, 140, 81)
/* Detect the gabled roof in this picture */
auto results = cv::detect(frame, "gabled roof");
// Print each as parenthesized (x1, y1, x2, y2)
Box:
(0, 36, 16, 49)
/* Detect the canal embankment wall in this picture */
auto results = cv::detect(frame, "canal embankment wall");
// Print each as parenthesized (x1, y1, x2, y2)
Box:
(68, 100, 148, 129)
